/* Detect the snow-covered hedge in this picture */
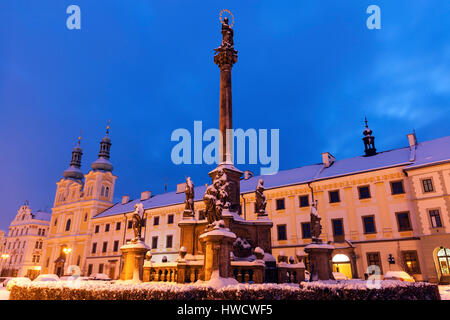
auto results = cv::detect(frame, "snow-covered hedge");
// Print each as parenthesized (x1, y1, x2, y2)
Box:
(9, 280, 440, 300)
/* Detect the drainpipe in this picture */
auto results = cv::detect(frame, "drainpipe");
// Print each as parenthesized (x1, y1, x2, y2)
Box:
(119, 213, 127, 275)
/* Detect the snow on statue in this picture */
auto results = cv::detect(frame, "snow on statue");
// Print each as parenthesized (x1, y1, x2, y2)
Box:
(132, 202, 144, 242)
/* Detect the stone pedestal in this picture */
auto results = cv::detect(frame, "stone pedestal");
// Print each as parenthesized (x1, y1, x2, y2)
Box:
(119, 240, 150, 282)
(304, 243, 334, 281)
(199, 221, 237, 283)
(183, 209, 194, 219)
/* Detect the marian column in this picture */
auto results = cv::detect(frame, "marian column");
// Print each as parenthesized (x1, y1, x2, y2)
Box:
(210, 15, 242, 214)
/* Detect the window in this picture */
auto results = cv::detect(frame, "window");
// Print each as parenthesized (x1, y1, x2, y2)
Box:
(299, 196, 309, 208)
(54, 218, 58, 226)
(167, 214, 174, 224)
(277, 225, 287, 241)
(151, 236, 158, 249)
(366, 252, 383, 274)
(84, 213, 88, 222)
(95, 225, 100, 233)
(105, 187, 110, 197)
(429, 209, 443, 228)
(332, 219, 344, 242)
(102, 242, 108, 253)
(154, 217, 160, 226)
(166, 235, 173, 248)
(276, 199, 285, 210)
(39, 241, 43, 249)
(92, 243, 97, 254)
(98, 264, 104, 273)
(422, 179, 434, 193)
(116, 222, 121, 231)
(301, 222, 311, 239)
(87, 264, 93, 276)
(362, 216, 376, 234)
(358, 186, 371, 199)
(65, 219, 71, 231)
(76, 255, 81, 266)
(42, 229, 45, 236)
(128, 220, 133, 229)
(329, 190, 340, 203)
(396, 212, 412, 231)
(35, 241, 39, 249)
(391, 181, 405, 195)
(113, 240, 119, 252)
(105, 224, 110, 232)
(402, 251, 421, 274)
(101, 186, 105, 197)
(46, 258, 49, 268)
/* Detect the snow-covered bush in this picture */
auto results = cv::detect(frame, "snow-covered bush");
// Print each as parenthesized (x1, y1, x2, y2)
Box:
(9, 279, 440, 300)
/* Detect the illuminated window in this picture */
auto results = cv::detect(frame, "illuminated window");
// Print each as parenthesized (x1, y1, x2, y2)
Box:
(402, 251, 421, 274)
(366, 252, 383, 274)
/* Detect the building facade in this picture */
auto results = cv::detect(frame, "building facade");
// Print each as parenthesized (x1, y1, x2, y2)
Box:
(0, 203, 50, 279)
(39, 122, 450, 284)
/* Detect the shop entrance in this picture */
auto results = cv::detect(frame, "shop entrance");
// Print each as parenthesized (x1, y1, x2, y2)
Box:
(332, 254, 352, 279)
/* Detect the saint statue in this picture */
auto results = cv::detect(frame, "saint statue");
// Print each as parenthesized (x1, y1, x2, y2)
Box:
(255, 179, 267, 215)
(215, 17, 236, 53)
(132, 202, 144, 242)
(202, 169, 231, 226)
(184, 177, 195, 213)
(310, 200, 322, 243)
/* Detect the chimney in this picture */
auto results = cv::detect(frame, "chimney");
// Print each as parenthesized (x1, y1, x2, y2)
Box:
(243, 170, 254, 180)
(176, 183, 187, 194)
(407, 132, 418, 147)
(140, 191, 151, 201)
(121, 195, 130, 204)
(322, 152, 335, 168)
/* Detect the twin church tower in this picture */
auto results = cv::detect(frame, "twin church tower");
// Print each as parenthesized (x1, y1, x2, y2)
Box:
(42, 124, 117, 276)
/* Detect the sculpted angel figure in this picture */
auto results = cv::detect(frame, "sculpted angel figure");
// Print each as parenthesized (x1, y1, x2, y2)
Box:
(132, 202, 144, 241)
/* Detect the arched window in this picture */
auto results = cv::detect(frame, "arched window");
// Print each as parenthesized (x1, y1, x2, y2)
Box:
(105, 186, 110, 197)
(65, 219, 71, 231)
(437, 248, 450, 276)
(101, 186, 105, 196)
(84, 212, 88, 222)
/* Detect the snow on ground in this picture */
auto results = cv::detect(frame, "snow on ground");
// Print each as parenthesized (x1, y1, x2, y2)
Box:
(439, 285, 450, 300)
(0, 287, 10, 300)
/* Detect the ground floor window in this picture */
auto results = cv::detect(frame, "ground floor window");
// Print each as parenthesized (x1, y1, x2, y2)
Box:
(366, 252, 383, 274)
(402, 250, 421, 274)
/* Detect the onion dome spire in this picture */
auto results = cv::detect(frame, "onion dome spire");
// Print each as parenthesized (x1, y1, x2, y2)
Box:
(63, 133, 84, 180)
(362, 117, 377, 156)
(91, 120, 113, 172)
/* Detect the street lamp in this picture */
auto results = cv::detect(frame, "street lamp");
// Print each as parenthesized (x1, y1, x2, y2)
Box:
(62, 247, 72, 276)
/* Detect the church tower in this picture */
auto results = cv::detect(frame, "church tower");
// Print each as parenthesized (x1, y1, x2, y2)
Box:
(362, 117, 377, 156)
(42, 126, 117, 277)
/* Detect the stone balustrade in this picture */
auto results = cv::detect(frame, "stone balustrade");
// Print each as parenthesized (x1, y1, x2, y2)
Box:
(277, 262, 305, 284)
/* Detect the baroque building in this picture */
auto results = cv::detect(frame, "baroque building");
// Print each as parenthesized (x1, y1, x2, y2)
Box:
(39, 122, 450, 284)
(41, 129, 117, 277)
(0, 203, 50, 279)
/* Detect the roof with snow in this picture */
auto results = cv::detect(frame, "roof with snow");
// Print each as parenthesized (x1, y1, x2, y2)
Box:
(31, 210, 52, 221)
(94, 135, 450, 219)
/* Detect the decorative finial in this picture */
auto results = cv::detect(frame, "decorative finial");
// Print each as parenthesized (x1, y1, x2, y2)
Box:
(106, 120, 111, 135)
(364, 116, 368, 128)
(78, 130, 82, 145)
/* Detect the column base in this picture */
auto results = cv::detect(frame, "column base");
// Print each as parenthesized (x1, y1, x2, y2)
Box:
(119, 240, 150, 282)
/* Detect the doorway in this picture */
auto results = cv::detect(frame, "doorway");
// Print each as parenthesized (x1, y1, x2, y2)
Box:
(436, 247, 450, 283)
(332, 254, 352, 279)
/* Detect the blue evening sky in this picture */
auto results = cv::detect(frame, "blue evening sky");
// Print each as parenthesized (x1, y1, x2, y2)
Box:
(0, 1, 449, 230)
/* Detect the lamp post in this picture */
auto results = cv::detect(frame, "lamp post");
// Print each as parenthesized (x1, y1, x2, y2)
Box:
(62, 247, 72, 276)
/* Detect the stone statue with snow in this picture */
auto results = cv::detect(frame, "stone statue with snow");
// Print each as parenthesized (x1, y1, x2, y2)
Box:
(310, 200, 322, 243)
(132, 202, 145, 243)
(183, 177, 195, 218)
(255, 179, 267, 217)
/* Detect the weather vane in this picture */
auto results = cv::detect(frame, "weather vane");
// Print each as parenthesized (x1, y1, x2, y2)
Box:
(219, 9, 234, 27)
(78, 129, 82, 144)
(106, 119, 111, 135)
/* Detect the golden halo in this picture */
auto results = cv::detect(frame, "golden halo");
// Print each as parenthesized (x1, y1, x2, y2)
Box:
(219, 9, 234, 27)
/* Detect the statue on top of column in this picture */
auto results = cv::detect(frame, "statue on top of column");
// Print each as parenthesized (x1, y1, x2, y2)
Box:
(255, 179, 267, 216)
(310, 200, 322, 243)
(217, 17, 234, 50)
(132, 202, 144, 242)
(184, 177, 195, 213)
